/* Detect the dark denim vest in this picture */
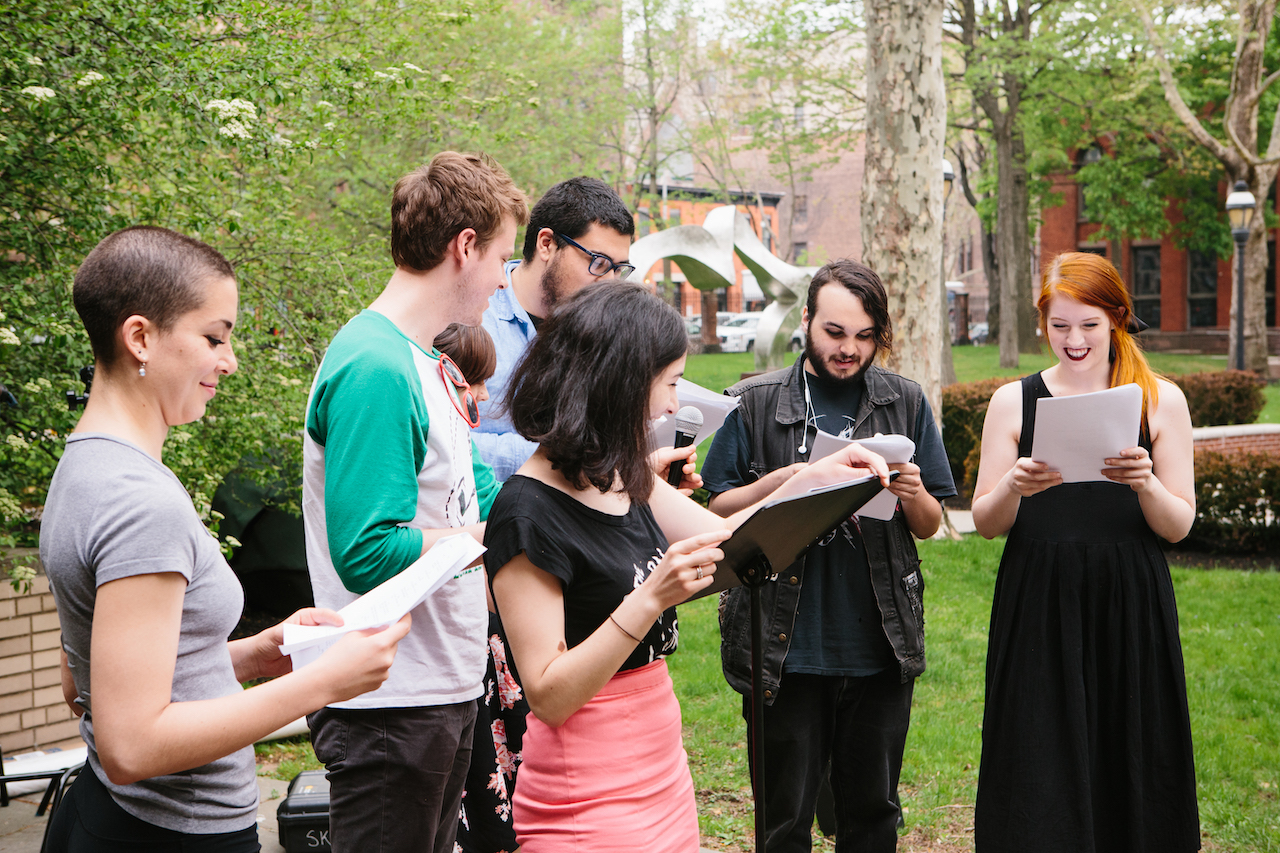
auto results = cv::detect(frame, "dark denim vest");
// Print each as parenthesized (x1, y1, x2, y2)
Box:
(718, 357, 927, 703)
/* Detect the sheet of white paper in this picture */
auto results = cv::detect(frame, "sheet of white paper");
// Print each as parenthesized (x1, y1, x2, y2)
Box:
(280, 533, 485, 667)
(808, 432, 915, 520)
(649, 378, 740, 448)
(1030, 383, 1142, 483)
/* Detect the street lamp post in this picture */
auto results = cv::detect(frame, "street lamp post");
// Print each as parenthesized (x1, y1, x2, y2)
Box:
(1226, 180, 1257, 371)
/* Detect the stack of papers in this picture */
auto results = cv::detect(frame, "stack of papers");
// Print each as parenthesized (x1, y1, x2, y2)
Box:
(280, 533, 485, 670)
(650, 378, 740, 447)
(1030, 384, 1142, 482)
(808, 432, 914, 520)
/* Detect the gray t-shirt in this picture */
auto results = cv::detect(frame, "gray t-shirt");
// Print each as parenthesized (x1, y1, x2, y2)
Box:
(40, 434, 257, 834)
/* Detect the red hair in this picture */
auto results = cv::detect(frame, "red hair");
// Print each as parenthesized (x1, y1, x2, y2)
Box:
(1038, 252, 1160, 420)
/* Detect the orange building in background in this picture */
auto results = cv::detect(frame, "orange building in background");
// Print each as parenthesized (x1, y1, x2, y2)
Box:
(628, 185, 782, 317)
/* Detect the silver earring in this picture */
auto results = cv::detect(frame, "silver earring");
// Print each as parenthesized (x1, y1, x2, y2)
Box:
(139, 363, 146, 378)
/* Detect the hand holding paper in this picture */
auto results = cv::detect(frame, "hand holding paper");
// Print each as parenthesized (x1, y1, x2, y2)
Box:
(808, 432, 912, 520)
(281, 533, 485, 670)
(1030, 384, 1142, 483)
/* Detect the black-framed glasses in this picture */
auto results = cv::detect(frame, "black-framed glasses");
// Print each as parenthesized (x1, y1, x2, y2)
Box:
(555, 232, 636, 279)
(439, 354, 480, 428)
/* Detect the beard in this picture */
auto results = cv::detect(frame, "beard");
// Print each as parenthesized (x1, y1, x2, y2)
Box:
(538, 250, 573, 316)
(805, 337, 871, 388)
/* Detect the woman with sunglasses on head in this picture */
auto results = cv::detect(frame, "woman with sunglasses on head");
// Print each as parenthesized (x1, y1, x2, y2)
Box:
(40, 226, 409, 853)
(970, 252, 1199, 852)
(432, 323, 529, 853)
(484, 282, 891, 852)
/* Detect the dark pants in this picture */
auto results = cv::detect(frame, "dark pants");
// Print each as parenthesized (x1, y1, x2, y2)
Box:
(44, 763, 259, 853)
(310, 702, 477, 853)
(744, 670, 914, 853)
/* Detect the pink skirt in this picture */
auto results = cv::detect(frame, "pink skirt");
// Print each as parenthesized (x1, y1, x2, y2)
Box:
(512, 659, 700, 853)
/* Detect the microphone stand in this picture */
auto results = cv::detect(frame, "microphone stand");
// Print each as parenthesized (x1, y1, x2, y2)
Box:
(736, 551, 774, 853)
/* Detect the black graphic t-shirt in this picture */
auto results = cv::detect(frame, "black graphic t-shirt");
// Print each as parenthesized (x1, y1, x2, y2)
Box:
(484, 475, 677, 672)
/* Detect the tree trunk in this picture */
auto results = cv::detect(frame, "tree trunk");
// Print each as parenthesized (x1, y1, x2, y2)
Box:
(982, 227, 999, 342)
(700, 290, 722, 354)
(941, 231, 956, 385)
(993, 120, 1022, 367)
(1139, 0, 1277, 372)
(862, 0, 947, 420)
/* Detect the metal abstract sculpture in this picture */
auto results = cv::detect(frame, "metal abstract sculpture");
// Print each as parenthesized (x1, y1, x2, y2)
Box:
(627, 204, 817, 372)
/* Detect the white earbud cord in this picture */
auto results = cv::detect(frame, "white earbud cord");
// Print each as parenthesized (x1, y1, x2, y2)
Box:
(798, 368, 814, 455)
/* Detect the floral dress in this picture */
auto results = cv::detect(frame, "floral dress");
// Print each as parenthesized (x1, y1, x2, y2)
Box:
(456, 614, 528, 853)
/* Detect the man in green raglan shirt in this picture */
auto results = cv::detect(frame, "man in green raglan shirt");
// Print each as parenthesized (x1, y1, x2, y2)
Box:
(302, 152, 529, 853)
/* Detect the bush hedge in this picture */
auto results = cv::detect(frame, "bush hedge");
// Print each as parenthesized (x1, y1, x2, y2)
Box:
(941, 370, 1268, 500)
(1187, 450, 1280, 553)
(941, 377, 1005, 498)
(1169, 370, 1266, 428)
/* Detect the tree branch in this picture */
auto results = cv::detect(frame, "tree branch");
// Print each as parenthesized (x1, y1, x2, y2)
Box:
(1134, 1, 1235, 168)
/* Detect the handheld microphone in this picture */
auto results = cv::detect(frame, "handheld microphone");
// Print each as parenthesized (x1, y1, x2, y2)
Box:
(667, 406, 704, 487)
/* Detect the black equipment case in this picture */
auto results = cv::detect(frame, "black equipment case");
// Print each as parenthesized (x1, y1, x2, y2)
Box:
(276, 770, 331, 851)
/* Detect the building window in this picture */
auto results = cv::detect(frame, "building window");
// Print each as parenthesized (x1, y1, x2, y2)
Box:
(763, 213, 774, 254)
(1187, 250, 1217, 328)
(792, 242, 807, 264)
(715, 287, 728, 313)
(794, 195, 808, 225)
(637, 207, 651, 237)
(1131, 246, 1161, 329)
(794, 103, 804, 129)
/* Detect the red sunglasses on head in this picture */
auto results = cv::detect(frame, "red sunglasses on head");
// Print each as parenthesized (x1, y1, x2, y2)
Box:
(439, 354, 480, 428)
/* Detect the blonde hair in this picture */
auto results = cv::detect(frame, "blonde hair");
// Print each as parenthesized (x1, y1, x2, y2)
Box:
(1039, 252, 1160, 420)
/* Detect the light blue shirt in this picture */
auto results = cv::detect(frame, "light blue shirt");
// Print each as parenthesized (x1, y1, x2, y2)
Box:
(475, 260, 539, 482)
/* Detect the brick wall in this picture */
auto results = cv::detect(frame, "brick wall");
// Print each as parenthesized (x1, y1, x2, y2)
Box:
(1192, 424, 1280, 456)
(0, 575, 82, 754)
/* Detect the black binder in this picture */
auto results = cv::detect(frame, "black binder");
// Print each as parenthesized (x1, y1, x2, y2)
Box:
(692, 472, 895, 599)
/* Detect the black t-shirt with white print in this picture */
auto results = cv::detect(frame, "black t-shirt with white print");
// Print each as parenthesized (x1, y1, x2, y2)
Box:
(484, 475, 677, 673)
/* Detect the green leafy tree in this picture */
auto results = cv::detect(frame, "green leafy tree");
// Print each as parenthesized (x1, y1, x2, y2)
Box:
(0, 0, 627, 578)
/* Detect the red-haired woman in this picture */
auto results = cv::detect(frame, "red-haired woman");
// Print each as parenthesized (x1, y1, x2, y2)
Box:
(970, 252, 1199, 851)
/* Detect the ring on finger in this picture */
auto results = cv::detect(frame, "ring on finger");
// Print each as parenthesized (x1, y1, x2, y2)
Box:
(695, 565, 704, 580)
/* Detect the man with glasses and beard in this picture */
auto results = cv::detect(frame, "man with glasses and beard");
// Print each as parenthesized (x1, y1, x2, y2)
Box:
(476, 176, 636, 482)
(701, 259, 955, 853)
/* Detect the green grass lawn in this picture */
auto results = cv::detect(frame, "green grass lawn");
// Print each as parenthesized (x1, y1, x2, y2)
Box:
(669, 538, 1280, 851)
(684, 346, 1232, 393)
(257, 539, 1280, 851)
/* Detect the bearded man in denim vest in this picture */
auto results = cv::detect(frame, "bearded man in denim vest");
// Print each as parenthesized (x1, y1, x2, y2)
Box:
(701, 258, 956, 852)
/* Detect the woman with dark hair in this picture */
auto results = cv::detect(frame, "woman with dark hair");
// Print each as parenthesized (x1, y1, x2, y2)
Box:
(432, 323, 526, 853)
(484, 282, 890, 852)
(41, 226, 409, 853)
(971, 252, 1199, 852)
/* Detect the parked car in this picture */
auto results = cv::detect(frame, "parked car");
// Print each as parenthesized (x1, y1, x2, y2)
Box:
(969, 321, 990, 345)
(686, 311, 734, 345)
(718, 312, 763, 353)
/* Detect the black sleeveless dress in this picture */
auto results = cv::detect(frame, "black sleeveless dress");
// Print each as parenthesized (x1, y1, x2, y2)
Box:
(974, 373, 1200, 853)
